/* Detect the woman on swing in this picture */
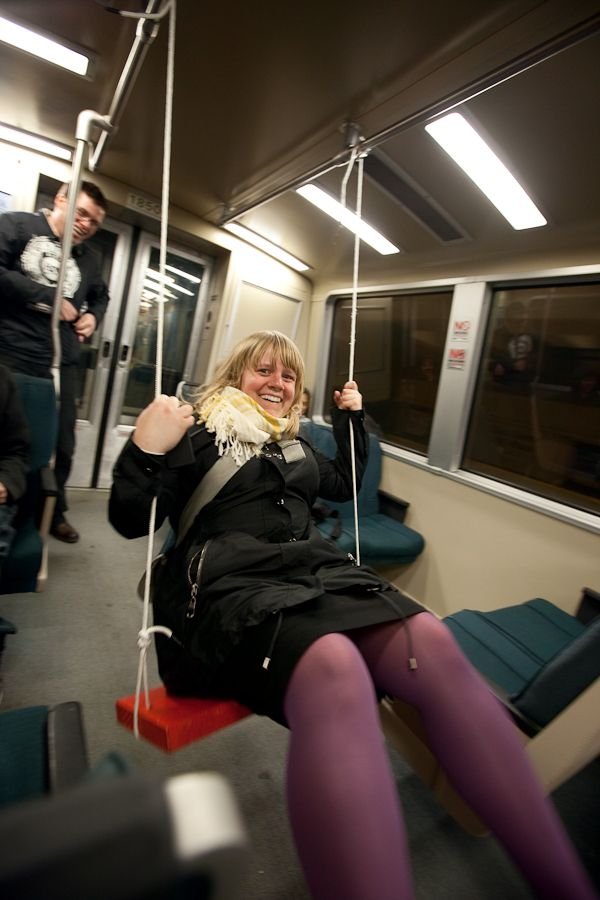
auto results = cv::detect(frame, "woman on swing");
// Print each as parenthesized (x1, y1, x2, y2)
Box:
(109, 330, 595, 900)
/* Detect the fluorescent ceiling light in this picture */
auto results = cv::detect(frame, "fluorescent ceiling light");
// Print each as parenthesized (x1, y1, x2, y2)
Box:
(143, 280, 177, 299)
(425, 113, 546, 230)
(165, 263, 201, 284)
(0, 122, 72, 161)
(0, 15, 90, 76)
(224, 222, 310, 272)
(146, 269, 175, 284)
(165, 282, 194, 296)
(146, 266, 195, 296)
(144, 275, 193, 297)
(296, 184, 400, 255)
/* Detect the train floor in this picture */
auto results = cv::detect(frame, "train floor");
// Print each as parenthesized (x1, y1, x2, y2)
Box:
(1, 488, 598, 899)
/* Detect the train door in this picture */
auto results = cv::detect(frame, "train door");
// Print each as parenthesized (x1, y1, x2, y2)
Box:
(70, 231, 211, 488)
(30, 178, 204, 488)
(34, 179, 212, 489)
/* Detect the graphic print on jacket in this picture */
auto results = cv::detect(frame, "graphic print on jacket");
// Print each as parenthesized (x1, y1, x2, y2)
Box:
(21, 235, 81, 306)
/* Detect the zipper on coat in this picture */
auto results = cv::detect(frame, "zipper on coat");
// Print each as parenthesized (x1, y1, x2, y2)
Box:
(186, 539, 211, 619)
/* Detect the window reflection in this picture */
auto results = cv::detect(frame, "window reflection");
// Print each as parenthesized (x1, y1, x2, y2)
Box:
(464, 283, 600, 516)
(326, 292, 452, 452)
(121, 248, 204, 418)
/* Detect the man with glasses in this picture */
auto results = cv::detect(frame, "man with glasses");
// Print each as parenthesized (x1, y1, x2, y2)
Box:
(0, 181, 109, 544)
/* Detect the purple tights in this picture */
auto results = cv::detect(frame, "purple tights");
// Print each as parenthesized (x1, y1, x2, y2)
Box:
(283, 613, 596, 900)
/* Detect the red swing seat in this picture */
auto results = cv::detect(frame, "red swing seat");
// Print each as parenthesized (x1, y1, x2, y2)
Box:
(116, 686, 251, 752)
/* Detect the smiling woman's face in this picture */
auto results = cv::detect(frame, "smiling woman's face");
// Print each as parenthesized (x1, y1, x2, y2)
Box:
(240, 354, 297, 417)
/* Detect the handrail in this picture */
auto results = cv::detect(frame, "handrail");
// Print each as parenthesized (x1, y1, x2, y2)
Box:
(88, 0, 163, 173)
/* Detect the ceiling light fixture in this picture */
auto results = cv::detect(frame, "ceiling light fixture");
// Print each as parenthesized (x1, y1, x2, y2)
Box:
(0, 122, 73, 161)
(425, 113, 546, 230)
(165, 263, 202, 284)
(145, 269, 175, 284)
(224, 222, 310, 272)
(143, 280, 177, 299)
(0, 15, 91, 76)
(296, 184, 400, 255)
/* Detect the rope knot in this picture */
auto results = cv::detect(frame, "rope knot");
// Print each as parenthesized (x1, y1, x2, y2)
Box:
(137, 629, 152, 651)
(137, 624, 173, 651)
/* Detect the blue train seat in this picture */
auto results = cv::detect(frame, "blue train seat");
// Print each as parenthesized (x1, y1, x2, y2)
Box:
(444, 593, 600, 731)
(300, 420, 425, 565)
(0, 374, 58, 595)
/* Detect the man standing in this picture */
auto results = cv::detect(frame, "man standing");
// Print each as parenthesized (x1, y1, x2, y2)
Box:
(0, 181, 109, 544)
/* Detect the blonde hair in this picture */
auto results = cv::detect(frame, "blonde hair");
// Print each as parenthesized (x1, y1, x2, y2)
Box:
(194, 331, 305, 438)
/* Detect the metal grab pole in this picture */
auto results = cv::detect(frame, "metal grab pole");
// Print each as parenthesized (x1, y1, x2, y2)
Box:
(50, 110, 112, 396)
(89, 0, 162, 174)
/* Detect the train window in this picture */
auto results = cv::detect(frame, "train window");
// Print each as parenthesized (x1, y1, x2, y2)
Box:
(324, 291, 453, 453)
(463, 282, 600, 516)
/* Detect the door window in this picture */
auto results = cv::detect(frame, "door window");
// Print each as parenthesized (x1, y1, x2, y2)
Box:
(120, 246, 205, 420)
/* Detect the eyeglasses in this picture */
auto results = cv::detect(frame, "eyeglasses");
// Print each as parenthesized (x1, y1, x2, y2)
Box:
(74, 207, 102, 230)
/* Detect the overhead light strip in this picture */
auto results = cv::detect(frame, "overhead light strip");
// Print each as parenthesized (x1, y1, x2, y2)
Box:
(165, 264, 202, 284)
(425, 113, 546, 230)
(0, 15, 91, 75)
(224, 222, 310, 272)
(296, 184, 400, 255)
(0, 122, 73, 161)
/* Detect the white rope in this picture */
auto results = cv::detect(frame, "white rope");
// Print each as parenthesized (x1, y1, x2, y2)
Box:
(133, 0, 177, 739)
(347, 155, 364, 566)
(340, 146, 358, 214)
(338, 148, 364, 565)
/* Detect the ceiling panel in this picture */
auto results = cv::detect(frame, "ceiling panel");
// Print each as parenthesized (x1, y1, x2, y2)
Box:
(0, 0, 598, 286)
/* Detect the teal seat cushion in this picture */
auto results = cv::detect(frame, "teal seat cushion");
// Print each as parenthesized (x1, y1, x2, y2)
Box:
(318, 513, 425, 564)
(1, 520, 42, 593)
(444, 599, 585, 695)
(0, 706, 49, 807)
(302, 421, 425, 565)
(512, 617, 600, 726)
(0, 374, 57, 595)
(301, 420, 381, 517)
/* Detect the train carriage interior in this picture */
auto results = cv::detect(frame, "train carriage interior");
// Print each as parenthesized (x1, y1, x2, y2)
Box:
(0, 0, 598, 897)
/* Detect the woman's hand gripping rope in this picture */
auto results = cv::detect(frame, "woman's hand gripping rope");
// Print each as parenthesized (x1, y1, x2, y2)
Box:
(133, 394, 195, 455)
(333, 380, 363, 411)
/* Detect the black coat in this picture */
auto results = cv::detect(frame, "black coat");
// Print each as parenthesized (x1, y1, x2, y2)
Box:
(0, 364, 29, 503)
(109, 408, 387, 691)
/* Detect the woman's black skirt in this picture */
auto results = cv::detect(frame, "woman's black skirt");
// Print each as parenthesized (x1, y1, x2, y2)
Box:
(216, 587, 425, 725)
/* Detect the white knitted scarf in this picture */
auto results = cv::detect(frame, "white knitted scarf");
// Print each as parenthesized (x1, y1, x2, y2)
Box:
(199, 386, 290, 465)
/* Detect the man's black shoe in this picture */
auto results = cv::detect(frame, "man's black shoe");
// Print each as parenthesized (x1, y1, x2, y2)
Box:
(51, 520, 80, 543)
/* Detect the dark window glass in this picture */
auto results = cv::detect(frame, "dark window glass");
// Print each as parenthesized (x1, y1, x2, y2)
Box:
(324, 292, 453, 452)
(463, 282, 600, 516)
